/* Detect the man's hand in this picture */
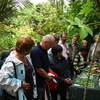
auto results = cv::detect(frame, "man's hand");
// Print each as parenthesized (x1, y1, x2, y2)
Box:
(66, 50, 69, 54)
(45, 76, 53, 82)
(36, 68, 53, 82)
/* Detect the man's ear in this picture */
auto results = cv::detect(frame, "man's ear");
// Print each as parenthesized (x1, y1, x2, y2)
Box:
(45, 41, 48, 44)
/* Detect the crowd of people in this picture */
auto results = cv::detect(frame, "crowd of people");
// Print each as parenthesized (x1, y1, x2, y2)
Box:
(0, 33, 100, 100)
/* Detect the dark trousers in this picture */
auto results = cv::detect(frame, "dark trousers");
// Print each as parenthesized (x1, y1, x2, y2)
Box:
(34, 87, 43, 100)
(51, 91, 67, 100)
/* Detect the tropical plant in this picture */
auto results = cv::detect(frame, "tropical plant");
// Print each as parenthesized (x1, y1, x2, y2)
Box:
(63, 0, 100, 44)
(0, 0, 16, 22)
(0, 0, 100, 50)
(67, 17, 93, 40)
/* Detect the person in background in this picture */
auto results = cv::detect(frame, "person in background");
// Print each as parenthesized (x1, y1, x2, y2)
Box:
(81, 40, 88, 47)
(81, 40, 89, 68)
(53, 34, 60, 44)
(68, 35, 79, 61)
(73, 46, 88, 77)
(87, 34, 100, 63)
(67, 35, 80, 79)
(58, 32, 69, 60)
(49, 44, 72, 100)
(48, 34, 60, 58)
(30, 34, 55, 100)
(0, 35, 37, 100)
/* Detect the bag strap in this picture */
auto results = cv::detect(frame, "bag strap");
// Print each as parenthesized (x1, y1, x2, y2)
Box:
(11, 61, 17, 78)
(11, 61, 19, 100)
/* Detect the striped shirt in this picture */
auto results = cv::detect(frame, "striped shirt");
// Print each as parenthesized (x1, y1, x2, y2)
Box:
(73, 54, 84, 70)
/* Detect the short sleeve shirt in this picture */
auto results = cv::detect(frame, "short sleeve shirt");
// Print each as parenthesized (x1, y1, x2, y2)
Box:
(30, 44, 50, 87)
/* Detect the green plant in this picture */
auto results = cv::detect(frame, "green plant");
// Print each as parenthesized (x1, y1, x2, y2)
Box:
(67, 17, 93, 40)
(0, 35, 16, 50)
(0, 0, 16, 22)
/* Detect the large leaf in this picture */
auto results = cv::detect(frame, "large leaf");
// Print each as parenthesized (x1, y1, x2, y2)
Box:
(79, 27, 88, 40)
(66, 19, 76, 25)
(85, 26, 93, 36)
(74, 17, 83, 27)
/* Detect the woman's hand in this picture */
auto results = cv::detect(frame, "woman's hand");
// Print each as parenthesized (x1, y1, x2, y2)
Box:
(64, 78, 72, 84)
(22, 81, 30, 91)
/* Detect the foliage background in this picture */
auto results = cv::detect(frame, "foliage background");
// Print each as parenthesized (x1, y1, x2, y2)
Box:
(0, 0, 100, 51)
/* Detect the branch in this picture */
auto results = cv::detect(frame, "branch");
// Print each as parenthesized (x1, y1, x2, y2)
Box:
(87, 22, 100, 26)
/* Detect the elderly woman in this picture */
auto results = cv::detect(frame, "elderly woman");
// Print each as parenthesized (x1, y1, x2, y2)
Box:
(49, 44, 72, 100)
(0, 35, 37, 100)
(87, 34, 100, 62)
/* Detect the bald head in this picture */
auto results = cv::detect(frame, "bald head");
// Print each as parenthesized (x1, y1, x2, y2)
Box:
(41, 34, 55, 50)
(42, 34, 55, 42)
